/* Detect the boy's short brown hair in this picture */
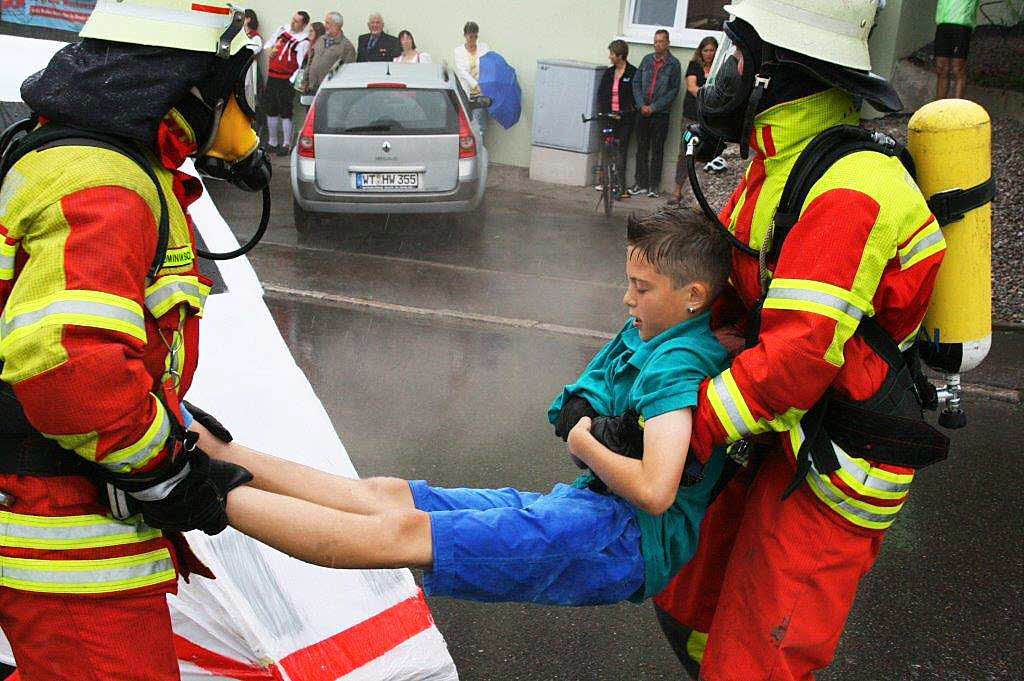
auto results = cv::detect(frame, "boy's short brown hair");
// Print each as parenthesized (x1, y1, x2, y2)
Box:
(626, 208, 731, 299)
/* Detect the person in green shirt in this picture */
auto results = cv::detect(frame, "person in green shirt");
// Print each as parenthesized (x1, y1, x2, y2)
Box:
(200, 208, 732, 606)
(935, 0, 981, 99)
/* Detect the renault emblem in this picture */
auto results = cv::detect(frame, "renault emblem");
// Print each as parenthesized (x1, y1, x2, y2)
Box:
(381, 141, 392, 153)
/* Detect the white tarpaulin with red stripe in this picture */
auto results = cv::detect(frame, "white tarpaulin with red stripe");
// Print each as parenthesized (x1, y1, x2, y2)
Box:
(0, 35, 459, 681)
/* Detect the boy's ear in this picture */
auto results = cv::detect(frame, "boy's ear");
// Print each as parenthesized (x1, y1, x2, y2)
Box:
(688, 281, 711, 309)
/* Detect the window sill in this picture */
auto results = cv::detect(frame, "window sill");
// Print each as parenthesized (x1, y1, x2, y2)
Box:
(617, 27, 723, 50)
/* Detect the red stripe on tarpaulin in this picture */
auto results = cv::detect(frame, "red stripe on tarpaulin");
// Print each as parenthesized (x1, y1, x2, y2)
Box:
(191, 3, 231, 14)
(174, 634, 286, 680)
(280, 590, 435, 679)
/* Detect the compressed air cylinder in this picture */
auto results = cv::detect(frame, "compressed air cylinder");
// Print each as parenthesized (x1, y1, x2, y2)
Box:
(908, 99, 992, 374)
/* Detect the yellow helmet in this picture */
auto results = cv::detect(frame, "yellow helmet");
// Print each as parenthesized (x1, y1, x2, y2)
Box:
(80, 0, 250, 57)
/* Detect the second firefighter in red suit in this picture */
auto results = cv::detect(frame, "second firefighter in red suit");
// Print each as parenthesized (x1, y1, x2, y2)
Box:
(650, 2, 948, 680)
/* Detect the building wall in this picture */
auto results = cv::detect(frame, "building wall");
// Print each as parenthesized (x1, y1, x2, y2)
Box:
(246, 0, 704, 188)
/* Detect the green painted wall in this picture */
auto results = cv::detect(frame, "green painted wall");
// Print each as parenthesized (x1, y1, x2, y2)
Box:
(245, 0, 701, 183)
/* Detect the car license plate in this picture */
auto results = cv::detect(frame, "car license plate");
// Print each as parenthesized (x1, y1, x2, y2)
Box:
(355, 172, 420, 189)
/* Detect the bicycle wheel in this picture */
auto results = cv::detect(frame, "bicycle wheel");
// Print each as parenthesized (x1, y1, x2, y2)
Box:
(602, 151, 613, 218)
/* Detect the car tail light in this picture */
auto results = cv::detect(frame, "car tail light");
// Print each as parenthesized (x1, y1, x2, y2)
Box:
(298, 101, 316, 158)
(457, 107, 476, 159)
(367, 82, 406, 88)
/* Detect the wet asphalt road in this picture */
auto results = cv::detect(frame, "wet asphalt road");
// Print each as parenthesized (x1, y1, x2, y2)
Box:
(205, 160, 1023, 681)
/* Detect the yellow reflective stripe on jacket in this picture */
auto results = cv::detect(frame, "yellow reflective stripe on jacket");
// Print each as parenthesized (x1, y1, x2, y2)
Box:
(91, 396, 170, 472)
(898, 221, 945, 270)
(0, 511, 161, 550)
(0, 290, 146, 351)
(763, 278, 871, 366)
(0, 238, 17, 280)
(708, 369, 806, 442)
(144, 275, 210, 319)
(0, 549, 175, 594)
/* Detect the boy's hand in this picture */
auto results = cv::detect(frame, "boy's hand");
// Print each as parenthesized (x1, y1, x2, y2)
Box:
(567, 416, 594, 467)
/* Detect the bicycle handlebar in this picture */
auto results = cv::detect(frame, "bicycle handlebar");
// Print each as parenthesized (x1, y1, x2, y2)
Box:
(581, 112, 622, 123)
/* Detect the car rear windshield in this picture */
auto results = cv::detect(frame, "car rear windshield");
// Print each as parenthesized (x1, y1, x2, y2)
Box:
(316, 88, 459, 135)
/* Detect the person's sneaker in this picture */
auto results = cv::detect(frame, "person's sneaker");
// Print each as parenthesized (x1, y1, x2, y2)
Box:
(276, 145, 291, 157)
(647, 189, 660, 198)
(594, 184, 604, 191)
(627, 185, 645, 195)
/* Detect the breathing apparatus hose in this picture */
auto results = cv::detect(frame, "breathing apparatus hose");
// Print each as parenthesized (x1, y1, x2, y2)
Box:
(195, 182, 270, 260)
(685, 134, 759, 257)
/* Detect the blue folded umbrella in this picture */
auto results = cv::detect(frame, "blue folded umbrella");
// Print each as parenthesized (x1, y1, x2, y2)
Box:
(478, 51, 521, 129)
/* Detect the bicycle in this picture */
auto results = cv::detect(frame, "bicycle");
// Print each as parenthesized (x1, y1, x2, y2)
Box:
(582, 112, 623, 218)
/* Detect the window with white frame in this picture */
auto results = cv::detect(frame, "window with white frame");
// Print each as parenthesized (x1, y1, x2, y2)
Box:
(621, 0, 728, 47)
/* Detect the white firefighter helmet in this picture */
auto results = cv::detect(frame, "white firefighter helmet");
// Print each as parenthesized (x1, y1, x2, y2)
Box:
(80, 0, 250, 57)
(724, 0, 879, 71)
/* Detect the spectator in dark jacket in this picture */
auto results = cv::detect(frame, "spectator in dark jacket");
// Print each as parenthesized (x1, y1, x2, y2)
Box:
(629, 29, 681, 199)
(596, 39, 637, 199)
(357, 12, 401, 62)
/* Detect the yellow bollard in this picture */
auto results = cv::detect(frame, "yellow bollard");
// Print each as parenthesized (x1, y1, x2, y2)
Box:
(908, 99, 993, 428)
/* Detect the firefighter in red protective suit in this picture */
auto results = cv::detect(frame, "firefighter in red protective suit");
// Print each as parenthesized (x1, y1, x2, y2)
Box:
(0, 1, 271, 678)
(650, 1, 949, 680)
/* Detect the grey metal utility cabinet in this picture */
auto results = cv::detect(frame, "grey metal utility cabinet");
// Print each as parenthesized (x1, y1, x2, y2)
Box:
(531, 59, 606, 153)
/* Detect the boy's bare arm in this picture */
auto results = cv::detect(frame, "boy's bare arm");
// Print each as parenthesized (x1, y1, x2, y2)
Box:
(568, 409, 691, 514)
(189, 421, 415, 514)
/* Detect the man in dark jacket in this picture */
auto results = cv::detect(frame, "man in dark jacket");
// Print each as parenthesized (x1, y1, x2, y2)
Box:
(596, 39, 637, 199)
(356, 12, 400, 62)
(630, 29, 681, 198)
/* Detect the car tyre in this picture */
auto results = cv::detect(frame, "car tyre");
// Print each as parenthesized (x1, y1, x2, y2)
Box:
(293, 198, 320, 234)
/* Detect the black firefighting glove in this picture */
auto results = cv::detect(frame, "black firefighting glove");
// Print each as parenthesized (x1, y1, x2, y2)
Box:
(183, 401, 233, 443)
(553, 394, 599, 441)
(101, 432, 252, 535)
(587, 409, 644, 495)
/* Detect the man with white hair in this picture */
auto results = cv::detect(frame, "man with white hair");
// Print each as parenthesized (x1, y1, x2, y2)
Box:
(356, 12, 400, 62)
(301, 11, 356, 97)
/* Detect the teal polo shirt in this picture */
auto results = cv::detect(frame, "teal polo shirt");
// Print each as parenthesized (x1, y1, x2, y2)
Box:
(547, 311, 728, 599)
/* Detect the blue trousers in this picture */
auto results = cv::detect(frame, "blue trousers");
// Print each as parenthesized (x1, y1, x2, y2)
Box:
(410, 480, 645, 606)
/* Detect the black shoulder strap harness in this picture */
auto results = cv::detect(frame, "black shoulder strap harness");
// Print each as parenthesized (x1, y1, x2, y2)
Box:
(0, 118, 170, 280)
(748, 124, 967, 500)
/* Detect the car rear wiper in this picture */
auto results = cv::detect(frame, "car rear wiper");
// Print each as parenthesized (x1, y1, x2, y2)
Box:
(342, 124, 394, 132)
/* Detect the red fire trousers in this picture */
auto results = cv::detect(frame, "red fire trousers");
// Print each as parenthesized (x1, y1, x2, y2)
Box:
(653, 452, 885, 681)
(0, 590, 180, 680)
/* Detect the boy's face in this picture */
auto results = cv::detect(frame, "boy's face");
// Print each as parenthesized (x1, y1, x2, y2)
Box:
(622, 246, 694, 341)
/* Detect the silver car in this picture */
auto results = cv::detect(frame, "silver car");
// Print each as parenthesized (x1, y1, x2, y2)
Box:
(291, 62, 489, 229)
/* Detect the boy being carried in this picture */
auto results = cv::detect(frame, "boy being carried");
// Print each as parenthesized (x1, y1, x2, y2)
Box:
(213, 208, 732, 605)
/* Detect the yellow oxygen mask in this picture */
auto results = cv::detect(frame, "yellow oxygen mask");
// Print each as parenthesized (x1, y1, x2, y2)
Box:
(205, 95, 260, 162)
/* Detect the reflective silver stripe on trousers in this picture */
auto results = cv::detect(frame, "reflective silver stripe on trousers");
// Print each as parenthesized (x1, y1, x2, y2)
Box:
(102, 408, 172, 472)
(0, 253, 14, 273)
(900, 229, 944, 268)
(712, 374, 751, 437)
(145, 280, 206, 313)
(1, 558, 174, 585)
(130, 460, 191, 502)
(804, 470, 899, 524)
(765, 287, 865, 320)
(816, 444, 912, 494)
(0, 299, 144, 337)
